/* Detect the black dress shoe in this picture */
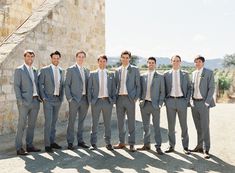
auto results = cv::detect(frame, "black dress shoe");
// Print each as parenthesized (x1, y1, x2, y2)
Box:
(204, 151, 210, 159)
(78, 142, 89, 148)
(26, 146, 41, 152)
(89, 144, 97, 150)
(156, 147, 164, 155)
(129, 145, 136, 152)
(45, 146, 54, 153)
(165, 146, 175, 153)
(67, 143, 75, 150)
(17, 148, 28, 156)
(189, 146, 203, 153)
(106, 144, 114, 151)
(183, 147, 190, 155)
(50, 143, 62, 149)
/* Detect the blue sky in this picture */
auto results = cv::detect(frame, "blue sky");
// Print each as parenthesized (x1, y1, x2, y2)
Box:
(105, 0, 235, 62)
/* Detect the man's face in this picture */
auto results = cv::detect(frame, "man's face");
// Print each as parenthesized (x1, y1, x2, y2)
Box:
(194, 59, 204, 70)
(76, 53, 85, 65)
(51, 54, 60, 66)
(147, 60, 156, 71)
(171, 56, 181, 70)
(120, 54, 130, 66)
(24, 53, 35, 66)
(98, 58, 107, 69)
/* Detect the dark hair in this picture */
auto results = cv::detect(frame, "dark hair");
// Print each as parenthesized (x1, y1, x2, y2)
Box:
(50, 51, 61, 58)
(97, 55, 108, 62)
(147, 57, 156, 63)
(194, 55, 205, 63)
(76, 50, 86, 57)
(24, 49, 35, 57)
(171, 55, 181, 61)
(121, 50, 131, 58)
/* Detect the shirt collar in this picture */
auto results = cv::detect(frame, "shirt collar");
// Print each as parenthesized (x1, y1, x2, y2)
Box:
(76, 63, 83, 70)
(196, 67, 204, 73)
(98, 68, 107, 72)
(24, 63, 31, 70)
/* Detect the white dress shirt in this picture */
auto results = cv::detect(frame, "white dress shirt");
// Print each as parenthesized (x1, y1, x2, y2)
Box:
(119, 65, 129, 95)
(170, 69, 183, 97)
(77, 63, 86, 95)
(145, 70, 154, 101)
(51, 64, 61, 96)
(25, 63, 38, 96)
(98, 68, 109, 98)
(193, 68, 203, 99)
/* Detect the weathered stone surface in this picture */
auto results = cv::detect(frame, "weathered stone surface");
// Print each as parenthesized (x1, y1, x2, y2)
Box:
(0, 0, 105, 135)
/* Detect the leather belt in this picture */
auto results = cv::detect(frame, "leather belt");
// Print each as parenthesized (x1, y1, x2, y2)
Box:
(99, 97, 109, 100)
(32, 96, 38, 99)
(193, 98, 204, 101)
(169, 96, 184, 99)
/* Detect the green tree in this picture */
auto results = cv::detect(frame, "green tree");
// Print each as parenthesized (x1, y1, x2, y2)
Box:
(223, 53, 235, 68)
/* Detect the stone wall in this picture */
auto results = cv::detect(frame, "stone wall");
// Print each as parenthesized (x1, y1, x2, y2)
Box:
(0, 0, 45, 42)
(0, 0, 105, 135)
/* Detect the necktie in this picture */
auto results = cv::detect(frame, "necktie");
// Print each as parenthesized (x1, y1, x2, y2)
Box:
(174, 71, 180, 96)
(54, 66, 59, 95)
(194, 71, 200, 98)
(120, 67, 126, 94)
(146, 72, 151, 100)
(29, 67, 37, 95)
(80, 67, 86, 94)
(100, 70, 105, 96)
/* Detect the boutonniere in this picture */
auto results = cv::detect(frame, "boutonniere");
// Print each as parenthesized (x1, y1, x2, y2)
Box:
(107, 71, 113, 79)
(127, 66, 132, 74)
(32, 67, 37, 72)
(200, 74, 205, 79)
(153, 72, 158, 78)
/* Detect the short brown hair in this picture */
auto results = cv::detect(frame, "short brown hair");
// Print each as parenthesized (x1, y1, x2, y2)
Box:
(24, 49, 35, 57)
(76, 50, 86, 57)
(97, 55, 108, 62)
(121, 50, 131, 58)
(194, 55, 205, 63)
(171, 55, 181, 61)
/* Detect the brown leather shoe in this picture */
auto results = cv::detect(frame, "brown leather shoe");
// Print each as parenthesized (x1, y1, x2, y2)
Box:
(129, 145, 136, 152)
(17, 148, 28, 156)
(137, 145, 151, 150)
(189, 146, 203, 153)
(114, 143, 126, 149)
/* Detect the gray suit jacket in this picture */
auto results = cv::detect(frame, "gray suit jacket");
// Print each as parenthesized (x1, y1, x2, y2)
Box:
(38, 65, 64, 102)
(115, 65, 140, 101)
(14, 64, 40, 106)
(164, 70, 191, 103)
(191, 68, 215, 107)
(88, 70, 116, 104)
(140, 72, 165, 109)
(65, 64, 90, 103)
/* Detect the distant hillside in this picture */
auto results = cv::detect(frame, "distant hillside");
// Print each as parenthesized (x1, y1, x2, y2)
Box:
(108, 56, 223, 70)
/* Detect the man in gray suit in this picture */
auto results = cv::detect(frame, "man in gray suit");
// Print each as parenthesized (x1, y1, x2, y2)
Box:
(114, 50, 140, 152)
(137, 57, 165, 155)
(39, 51, 64, 153)
(88, 55, 116, 150)
(190, 55, 215, 159)
(164, 55, 191, 154)
(14, 50, 41, 155)
(65, 50, 90, 150)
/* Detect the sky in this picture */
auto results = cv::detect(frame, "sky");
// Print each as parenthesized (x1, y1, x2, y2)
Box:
(105, 0, 235, 62)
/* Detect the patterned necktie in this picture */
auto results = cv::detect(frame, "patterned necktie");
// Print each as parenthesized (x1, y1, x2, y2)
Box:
(29, 67, 37, 95)
(80, 67, 86, 94)
(146, 72, 152, 100)
(54, 66, 59, 95)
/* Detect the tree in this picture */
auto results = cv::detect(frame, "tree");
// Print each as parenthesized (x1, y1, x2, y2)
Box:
(223, 53, 235, 68)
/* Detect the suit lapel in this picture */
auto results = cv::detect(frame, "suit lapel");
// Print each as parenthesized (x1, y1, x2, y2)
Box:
(180, 70, 184, 89)
(126, 65, 131, 85)
(75, 64, 83, 81)
(49, 66, 55, 87)
(23, 65, 33, 83)
(168, 71, 172, 90)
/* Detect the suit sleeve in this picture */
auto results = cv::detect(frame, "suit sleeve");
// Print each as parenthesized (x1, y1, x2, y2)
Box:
(38, 69, 46, 100)
(14, 69, 23, 102)
(185, 72, 191, 103)
(205, 71, 215, 105)
(135, 68, 141, 100)
(65, 68, 73, 101)
(159, 75, 165, 107)
(87, 73, 93, 103)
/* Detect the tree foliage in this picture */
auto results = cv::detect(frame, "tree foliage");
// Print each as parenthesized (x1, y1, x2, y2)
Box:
(223, 53, 235, 68)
